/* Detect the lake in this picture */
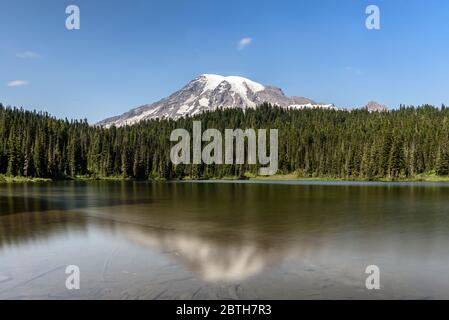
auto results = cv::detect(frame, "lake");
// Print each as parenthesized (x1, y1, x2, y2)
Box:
(1, 180, 449, 299)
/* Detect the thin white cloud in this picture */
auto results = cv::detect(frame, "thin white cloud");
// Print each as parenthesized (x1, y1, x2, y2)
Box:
(7, 80, 29, 87)
(345, 66, 363, 76)
(16, 51, 40, 59)
(237, 37, 252, 50)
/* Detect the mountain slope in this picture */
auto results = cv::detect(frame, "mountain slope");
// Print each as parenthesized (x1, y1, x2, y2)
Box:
(97, 74, 334, 127)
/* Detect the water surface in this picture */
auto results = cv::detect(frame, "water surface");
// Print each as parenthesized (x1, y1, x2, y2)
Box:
(1, 180, 449, 299)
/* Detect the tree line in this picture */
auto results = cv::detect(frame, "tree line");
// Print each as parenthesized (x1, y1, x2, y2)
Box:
(1, 102, 449, 180)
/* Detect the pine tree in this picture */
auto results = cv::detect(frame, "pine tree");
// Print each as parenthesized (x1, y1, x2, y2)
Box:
(437, 144, 449, 176)
(389, 136, 405, 179)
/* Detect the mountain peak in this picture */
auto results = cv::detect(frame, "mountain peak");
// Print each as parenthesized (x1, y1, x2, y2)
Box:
(197, 74, 266, 95)
(97, 75, 334, 127)
(365, 101, 388, 112)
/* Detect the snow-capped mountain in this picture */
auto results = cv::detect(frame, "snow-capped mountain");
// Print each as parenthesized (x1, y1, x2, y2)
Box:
(365, 101, 388, 112)
(97, 74, 335, 127)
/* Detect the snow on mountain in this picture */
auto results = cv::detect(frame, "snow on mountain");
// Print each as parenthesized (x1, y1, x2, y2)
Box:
(365, 101, 388, 112)
(97, 74, 335, 127)
(201, 74, 265, 95)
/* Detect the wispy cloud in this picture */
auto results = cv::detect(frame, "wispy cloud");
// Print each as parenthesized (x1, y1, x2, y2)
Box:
(345, 66, 363, 76)
(7, 80, 29, 87)
(16, 51, 40, 59)
(237, 37, 252, 50)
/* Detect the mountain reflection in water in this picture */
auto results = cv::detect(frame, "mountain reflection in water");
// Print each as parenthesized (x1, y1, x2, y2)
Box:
(0, 208, 297, 283)
(1, 181, 449, 299)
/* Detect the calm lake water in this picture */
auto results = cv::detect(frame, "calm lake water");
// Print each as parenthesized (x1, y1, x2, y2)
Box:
(1, 180, 449, 299)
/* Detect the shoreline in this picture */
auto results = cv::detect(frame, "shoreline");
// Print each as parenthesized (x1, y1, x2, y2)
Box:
(3, 173, 449, 184)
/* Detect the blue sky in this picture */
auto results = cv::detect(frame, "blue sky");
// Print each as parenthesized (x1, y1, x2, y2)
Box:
(1, 0, 448, 123)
